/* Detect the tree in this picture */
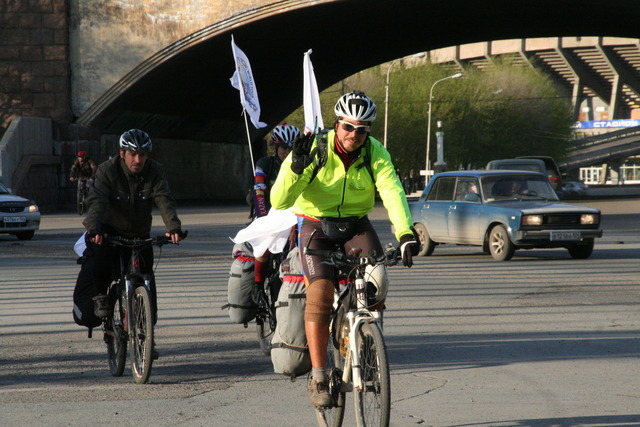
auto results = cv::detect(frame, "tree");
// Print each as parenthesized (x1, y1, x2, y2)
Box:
(281, 58, 574, 175)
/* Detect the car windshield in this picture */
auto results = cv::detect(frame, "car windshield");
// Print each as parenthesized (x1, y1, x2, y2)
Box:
(482, 174, 559, 201)
(0, 182, 10, 194)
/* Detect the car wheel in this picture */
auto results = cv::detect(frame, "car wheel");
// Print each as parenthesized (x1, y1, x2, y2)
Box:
(414, 222, 436, 256)
(488, 225, 514, 261)
(16, 230, 35, 240)
(567, 239, 594, 259)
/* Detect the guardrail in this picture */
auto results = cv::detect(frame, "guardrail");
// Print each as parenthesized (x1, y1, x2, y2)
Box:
(561, 126, 640, 169)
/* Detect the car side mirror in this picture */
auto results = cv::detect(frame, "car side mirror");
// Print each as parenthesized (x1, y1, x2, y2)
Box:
(463, 192, 481, 202)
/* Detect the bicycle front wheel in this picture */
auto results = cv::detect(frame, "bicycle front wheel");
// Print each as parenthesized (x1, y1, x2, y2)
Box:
(106, 289, 127, 376)
(354, 322, 390, 427)
(130, 285, 154, 384)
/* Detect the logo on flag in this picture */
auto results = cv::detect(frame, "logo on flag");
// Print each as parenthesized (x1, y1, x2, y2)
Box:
(230, 36, 267, 129)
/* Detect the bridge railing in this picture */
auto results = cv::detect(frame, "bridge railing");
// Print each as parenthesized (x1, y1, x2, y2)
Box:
(561, 126, 640, 169)
(569, 126, 640, 150)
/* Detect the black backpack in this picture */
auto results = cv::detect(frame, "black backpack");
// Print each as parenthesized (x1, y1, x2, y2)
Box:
(309, 128, 375, 184)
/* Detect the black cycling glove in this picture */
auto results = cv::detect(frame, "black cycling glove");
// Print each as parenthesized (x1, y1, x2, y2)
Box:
(399, 232, 420, 268)
(169, 229, 187, 239)
(290, 133, 318, 174)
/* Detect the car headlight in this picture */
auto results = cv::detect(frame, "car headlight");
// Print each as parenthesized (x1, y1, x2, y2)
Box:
(580, 213, 599, 225)
(28, 204, 39, 213)
(522, 214, 543, 226)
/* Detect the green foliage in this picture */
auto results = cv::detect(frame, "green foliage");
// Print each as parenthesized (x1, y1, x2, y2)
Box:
(281, 58, 574, 175)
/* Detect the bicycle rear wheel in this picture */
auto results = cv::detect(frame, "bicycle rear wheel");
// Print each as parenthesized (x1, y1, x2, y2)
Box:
(315, 344, 348, 427)
(105, 288, 127, 376)
(354, 322, 390, 427)
(255, 309, 274, 355)
(255, 277, 278, 355)
(130, 285, 154, 384)
(76, 188, 84, 215)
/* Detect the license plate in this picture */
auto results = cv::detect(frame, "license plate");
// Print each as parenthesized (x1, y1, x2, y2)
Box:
(3, 216, 26, 223)
(550, 231, 580, 241)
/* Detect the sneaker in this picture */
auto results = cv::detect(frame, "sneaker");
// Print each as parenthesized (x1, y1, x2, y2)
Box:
(92, 294, 110, 318)
(309, 378, 333, 408)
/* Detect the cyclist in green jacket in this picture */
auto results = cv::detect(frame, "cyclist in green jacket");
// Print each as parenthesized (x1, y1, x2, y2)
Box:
(270, 91, 419, 408)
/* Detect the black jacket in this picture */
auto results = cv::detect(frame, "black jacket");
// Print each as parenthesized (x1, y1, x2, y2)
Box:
(83, 156, 181, 238)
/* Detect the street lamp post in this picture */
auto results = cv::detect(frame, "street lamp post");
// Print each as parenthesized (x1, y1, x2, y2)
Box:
(383, 52, 425, 149)
(424, 72, 462, 180)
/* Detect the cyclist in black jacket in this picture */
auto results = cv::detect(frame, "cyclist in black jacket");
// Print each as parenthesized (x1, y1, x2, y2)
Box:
(72, 129, 185, 342)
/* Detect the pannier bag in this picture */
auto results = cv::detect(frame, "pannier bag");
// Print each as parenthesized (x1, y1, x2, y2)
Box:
(271, 247, 311, 379)
(72, 262, 102, 328)
(222, 242, 258, 324)
(72, 286, 102, 328)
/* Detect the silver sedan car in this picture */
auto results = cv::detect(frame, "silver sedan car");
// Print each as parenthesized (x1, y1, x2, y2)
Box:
(0, 182, 40, 240)
(409, 170, 603, 260)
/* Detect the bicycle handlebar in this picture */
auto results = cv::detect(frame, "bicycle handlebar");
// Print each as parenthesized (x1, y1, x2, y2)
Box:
(105, 230, 188, 248)
(304, 243, 400, 269)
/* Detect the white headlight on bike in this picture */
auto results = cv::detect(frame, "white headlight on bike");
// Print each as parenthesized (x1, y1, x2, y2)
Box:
(364, 264, 388, 306)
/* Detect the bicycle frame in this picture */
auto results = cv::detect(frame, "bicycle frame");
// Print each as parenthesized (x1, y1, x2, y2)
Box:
(121, 247, 152, 334)
(340, 274, 382, 393)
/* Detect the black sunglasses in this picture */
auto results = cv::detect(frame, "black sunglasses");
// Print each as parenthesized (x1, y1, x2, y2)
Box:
(339, 120, 370, 135)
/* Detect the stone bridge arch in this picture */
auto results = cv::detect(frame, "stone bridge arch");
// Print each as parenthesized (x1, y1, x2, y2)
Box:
(74, 0, 640, 145)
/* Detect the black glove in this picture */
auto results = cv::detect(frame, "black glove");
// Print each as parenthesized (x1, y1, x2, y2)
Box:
(169, 229, 187, 239)
(399, 232, 419, 268)
(290, 133, 318, 174)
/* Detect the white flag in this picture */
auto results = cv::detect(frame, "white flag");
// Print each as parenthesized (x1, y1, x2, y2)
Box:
(230, 36, 267, 129)
(230, 207, 297, 258)
(303, 49, 324, 134)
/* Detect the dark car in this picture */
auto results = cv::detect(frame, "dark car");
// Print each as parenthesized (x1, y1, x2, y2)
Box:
(486, 158, 547, 175)
(517, 156, 563, 191)
(561, 180, 588, 198)
(410, 170, 602, 260)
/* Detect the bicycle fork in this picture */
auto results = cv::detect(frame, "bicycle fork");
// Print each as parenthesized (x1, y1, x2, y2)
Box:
(344, 277, 382, 392)
(123, 274, 152, 333)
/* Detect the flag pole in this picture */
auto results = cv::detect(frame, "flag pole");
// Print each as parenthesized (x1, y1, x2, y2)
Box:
(242, 109, 256, 175)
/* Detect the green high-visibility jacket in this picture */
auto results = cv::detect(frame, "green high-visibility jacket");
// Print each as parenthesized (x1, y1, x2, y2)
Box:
(270, 130, 413, 241)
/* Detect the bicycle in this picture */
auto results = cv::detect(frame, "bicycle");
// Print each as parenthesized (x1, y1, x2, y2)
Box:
(254, 250, 283, 355)
(100, 233, 184, 384)
(303, 231, 400, 427)
(76, 178, 91, 215)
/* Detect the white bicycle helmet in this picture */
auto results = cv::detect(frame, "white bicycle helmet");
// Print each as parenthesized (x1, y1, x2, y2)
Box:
(334, 90, 377, 122)
(119, 129, 152, 152)
(270, 123, 300, 148)
(364, 263, 389, 306)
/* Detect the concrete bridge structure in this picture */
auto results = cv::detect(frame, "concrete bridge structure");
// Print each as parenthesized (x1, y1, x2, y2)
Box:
(2, 0, 640, 210)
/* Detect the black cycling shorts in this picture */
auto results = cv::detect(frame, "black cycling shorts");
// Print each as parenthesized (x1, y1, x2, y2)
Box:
(296, 216, 383, 284)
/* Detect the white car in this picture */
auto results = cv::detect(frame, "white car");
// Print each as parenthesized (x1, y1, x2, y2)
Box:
(0, 182, 40, 240)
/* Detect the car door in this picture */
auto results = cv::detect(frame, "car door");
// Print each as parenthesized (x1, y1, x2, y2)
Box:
(448, 177, 483, 243)
(421, 176, 456, 241)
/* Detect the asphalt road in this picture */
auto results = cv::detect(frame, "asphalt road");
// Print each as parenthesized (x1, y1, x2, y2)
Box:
(1, 200, 639, 427)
